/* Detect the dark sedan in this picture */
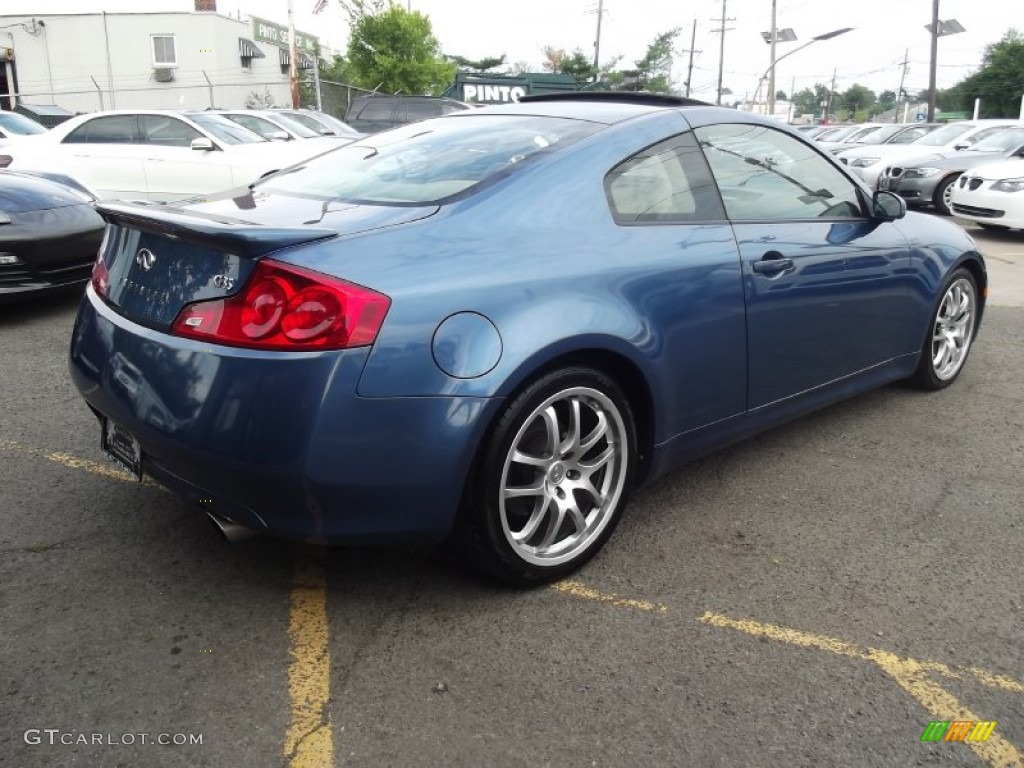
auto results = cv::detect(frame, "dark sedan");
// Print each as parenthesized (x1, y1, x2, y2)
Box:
(879, 126, 1024, 215)
(69, 94, 986, 585)
(0, 171, 105, 303)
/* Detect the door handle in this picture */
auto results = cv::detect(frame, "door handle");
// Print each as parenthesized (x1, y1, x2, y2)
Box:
(752, 252, 794, 274)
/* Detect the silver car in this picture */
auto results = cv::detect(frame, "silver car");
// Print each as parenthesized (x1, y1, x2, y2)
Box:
(879, 126, 1024, 215)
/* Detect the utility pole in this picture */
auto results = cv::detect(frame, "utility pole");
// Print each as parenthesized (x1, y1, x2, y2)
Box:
(592, 0, 605, 75)
(927, 0, 939, 121)
(767, 0, 778, 117)
(824, 67, 837, 122)
(711, 0, 735, 105)
(287, 0, 299, 108)
(894, 48, 909, 123)
(681, 19, 701, 97)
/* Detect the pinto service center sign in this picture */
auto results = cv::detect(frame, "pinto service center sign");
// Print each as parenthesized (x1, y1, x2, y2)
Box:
(251, 16, 318, 52)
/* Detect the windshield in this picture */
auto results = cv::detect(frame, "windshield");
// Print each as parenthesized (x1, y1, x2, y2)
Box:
(971, 127, 1024, 152)
(818, 125, 862, 142)
(259, 115, 600, 204)
(264, 113, 320, 138)
(284, 111, 360, 136)
(847, 126, 882, 143)
(913, 122, 973, 146)
(0, 112, 47, 135)
(860, 125, 911, 145)
(188, 113, 267, 144)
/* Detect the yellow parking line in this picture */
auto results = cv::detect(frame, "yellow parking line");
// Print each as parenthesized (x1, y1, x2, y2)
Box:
(550, 580, 670, 613)
(869, 650, 1023, 768)
(0, 437, 163, 488)
(702, 612, 1023, 768)
(284, 553, 333, 768)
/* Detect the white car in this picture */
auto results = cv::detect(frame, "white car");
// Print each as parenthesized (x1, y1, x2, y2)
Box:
(217, 109, 354, 146)
(837, 120, 1023, 188)
(949, 157, 1024, 231)
(0, 111, 48, 145)
(0, 110, 335, 202)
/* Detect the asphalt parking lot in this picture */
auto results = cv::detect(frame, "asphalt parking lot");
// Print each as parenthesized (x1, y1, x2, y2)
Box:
(1, 221, 1022, 768)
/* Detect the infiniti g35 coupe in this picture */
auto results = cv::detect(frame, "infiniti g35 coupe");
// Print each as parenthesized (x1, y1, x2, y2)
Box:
(69, 94, 986, 585)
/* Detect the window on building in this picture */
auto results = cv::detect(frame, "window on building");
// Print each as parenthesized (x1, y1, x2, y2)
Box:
(151, 35, 178, 67)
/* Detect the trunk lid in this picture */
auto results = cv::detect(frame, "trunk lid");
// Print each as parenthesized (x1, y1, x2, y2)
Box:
(95, 195, 436, 329)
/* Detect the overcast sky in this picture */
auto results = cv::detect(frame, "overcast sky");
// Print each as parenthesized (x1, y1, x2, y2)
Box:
(7, 0, 1012, 100)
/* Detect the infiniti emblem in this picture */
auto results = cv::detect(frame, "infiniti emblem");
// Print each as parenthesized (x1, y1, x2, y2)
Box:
(135, 248, 156, 272)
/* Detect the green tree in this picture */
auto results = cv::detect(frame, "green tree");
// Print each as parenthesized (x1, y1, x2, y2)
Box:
(792, 83, 837, 118)
(449, 55, 506, 72)
(877, 90, 896, 109)
(840, 83, 876, 119)
(775, 90, 787, 101)
(612, 28, 680, 92)
(560, 49, 598, 83)
(944, 29, 1024, 117)
(343, 1, 456, 94)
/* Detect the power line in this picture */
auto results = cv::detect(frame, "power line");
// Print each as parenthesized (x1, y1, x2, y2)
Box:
(710, 0, 736, 105)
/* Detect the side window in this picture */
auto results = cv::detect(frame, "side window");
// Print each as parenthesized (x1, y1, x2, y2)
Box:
(139, 115, 203, 148)
(63, 115, 138, 144)
(604, 132, 725, 225)
(407, 100, 441, 120)
(696, 123, 864, 220)
(358, 100, 394, 122)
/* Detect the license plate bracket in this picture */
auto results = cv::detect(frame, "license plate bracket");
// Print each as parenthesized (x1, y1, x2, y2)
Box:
(101, 418, 143, 482)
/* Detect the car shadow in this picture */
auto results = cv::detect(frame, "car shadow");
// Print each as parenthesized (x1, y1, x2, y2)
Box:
(0, 285, 85, 325)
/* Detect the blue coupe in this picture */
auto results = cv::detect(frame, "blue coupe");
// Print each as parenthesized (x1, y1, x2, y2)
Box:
(69, 94, 986, 585)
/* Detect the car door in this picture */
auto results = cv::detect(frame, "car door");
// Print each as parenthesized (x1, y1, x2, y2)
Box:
(138, 115, 235, 202)
(692, 122, 915, 410)
(59, 115, 148, 200)
(604, 131, 747, 439)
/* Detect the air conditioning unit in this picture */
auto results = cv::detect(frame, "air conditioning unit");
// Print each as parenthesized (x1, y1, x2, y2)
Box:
(153, 67, 174, 82)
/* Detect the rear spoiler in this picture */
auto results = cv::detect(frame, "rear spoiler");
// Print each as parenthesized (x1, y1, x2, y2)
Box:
(97, 201, 336, 259)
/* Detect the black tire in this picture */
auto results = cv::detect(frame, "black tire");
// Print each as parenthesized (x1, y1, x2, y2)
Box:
(908, 268, 978, 390)
(452, 366, 637, 587)
(932, 174, 959, 216)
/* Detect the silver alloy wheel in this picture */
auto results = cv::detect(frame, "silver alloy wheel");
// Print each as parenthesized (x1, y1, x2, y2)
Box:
(499, 386, 629, 567)
(942, 179, 954, 210)
(932, 277, 976, 380)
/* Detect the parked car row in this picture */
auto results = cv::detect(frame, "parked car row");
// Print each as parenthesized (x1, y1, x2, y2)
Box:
(0, 110, 349, 202)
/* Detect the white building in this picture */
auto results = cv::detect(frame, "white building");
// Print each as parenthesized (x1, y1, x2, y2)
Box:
(0, 0, 320, 115)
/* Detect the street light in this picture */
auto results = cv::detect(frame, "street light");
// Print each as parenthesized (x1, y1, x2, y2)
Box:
(756, 27, 853, 118)
(925, 0, 964, 122)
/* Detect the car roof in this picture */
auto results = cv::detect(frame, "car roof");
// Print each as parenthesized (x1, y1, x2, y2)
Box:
(451, 93, 717, 126)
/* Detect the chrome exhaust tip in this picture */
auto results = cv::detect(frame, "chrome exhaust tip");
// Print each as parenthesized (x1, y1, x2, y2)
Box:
(206, 511, 256, 543)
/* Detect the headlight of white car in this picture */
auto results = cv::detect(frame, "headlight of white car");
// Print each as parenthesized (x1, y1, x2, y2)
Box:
(991, 177, 1024, 193)
(849, 157, 879, 168)
(903, 167, 940, 178)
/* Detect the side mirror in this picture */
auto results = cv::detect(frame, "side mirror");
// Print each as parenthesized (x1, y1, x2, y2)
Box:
(953, 142, 969, 151)
(1014, 146, 1024, 158)
(269, 131, 290, 141)
(872, 190, 906, 221)
(190, 138, 215, 151)
(319, 128, 336, 136)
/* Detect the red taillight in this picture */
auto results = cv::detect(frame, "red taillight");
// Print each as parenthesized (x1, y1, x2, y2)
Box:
(171, 259, 390, 351)
(91, 254, 110, 297)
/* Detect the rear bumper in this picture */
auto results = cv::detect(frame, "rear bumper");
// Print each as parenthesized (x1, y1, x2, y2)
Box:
(69, 287, 500, 543)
